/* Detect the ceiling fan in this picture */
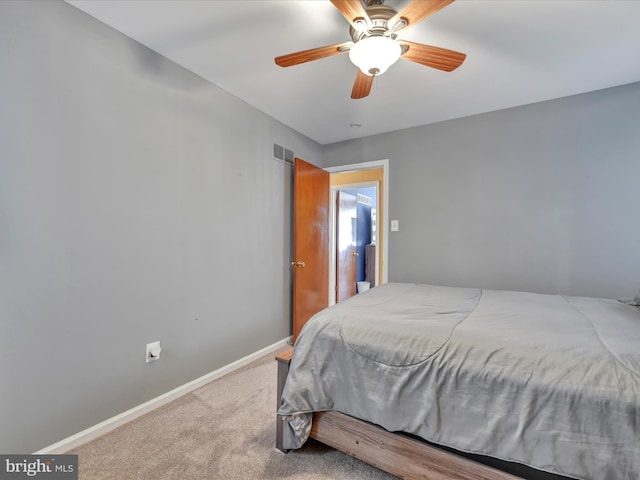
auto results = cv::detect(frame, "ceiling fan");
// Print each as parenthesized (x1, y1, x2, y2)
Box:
(275, 0, 467, 99)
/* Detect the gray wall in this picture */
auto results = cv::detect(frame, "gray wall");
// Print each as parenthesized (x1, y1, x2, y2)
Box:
(0, 1, 322, 453)
(324, 82, 640, 298)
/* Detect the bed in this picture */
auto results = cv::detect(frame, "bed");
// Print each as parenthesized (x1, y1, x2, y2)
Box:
(276, 283, 640, 480)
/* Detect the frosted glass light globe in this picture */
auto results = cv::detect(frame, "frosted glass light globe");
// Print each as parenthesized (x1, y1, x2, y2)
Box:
(349, 36, 401, 76)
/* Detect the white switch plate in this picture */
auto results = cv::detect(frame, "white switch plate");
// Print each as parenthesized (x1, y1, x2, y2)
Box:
(391, 220, 399, 232)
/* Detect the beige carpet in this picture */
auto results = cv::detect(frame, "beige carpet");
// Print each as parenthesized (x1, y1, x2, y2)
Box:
(69, 350, 396, 479)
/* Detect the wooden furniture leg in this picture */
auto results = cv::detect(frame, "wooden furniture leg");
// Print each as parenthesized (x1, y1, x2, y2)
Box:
(275, 348, 293, 453)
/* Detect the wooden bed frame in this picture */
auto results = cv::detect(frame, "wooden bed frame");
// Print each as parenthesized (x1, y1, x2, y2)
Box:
(276, 348, 523, 480)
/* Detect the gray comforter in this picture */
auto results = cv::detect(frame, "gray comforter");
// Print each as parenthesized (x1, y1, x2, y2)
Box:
(278, 283, 640, 480)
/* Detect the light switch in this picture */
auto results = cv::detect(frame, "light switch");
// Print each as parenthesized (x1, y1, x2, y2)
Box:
(391, 220, 399, 232)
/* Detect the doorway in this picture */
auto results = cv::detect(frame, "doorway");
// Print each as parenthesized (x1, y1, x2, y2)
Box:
(335, 186, 376, 303)
(327, 160, 389, 306)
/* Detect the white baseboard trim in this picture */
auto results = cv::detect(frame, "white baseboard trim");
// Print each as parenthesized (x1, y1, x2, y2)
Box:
(35, 337, 292, 454)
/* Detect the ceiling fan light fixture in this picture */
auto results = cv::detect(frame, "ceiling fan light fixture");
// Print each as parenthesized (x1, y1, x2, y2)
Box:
(348, 36, 401, 76)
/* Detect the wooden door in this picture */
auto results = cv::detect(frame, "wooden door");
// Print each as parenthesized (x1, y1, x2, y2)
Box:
(336, 191, 357, 302)
(292, 158, 329, 343)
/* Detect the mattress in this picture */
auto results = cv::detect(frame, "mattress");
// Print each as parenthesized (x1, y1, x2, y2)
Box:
(278, 283, 640, 480)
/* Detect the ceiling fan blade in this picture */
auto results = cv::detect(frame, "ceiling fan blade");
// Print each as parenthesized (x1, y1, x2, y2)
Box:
(389, 0, 455, 33)
(399, 41, 466, 72)
(275, 42, 352, 67)
(330, 0, 371, 31)
(351, 69, 373, 99)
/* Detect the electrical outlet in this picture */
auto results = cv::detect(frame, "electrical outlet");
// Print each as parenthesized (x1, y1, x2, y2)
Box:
(146, 341, 161, 363)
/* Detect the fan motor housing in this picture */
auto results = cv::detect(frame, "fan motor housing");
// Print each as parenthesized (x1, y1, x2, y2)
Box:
(349, 4, 400, 42)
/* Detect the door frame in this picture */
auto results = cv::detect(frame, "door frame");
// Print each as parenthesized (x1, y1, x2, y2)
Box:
(326, 159, 389, 306)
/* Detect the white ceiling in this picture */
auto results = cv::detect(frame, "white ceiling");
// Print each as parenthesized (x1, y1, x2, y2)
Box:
(66, 0, 640, 145)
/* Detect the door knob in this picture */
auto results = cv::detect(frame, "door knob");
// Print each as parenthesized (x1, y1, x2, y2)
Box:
(291, 261, 306, 267)
(352, 252, 359, 256)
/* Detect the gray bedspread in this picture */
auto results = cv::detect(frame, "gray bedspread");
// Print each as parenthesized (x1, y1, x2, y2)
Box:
(278, 283, 640, 480)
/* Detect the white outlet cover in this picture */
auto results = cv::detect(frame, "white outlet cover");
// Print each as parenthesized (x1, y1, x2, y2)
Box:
(146, 341, 161, 363)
